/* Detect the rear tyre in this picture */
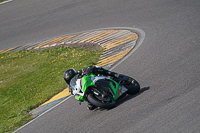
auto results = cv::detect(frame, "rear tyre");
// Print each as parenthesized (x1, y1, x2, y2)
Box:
(87, 93, 116, 109)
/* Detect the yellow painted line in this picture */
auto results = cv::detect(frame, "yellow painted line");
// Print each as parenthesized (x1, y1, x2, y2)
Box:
(105, 37, 136, 50)
(54, 35, 77, 45)
(41, 49, 132, 106)
(102, 33, 136, 47)
(0, 50, 5, 54)
(87, 30, 121, 42)
(40, 87, 71, 106)
(79, 30, 119, 43)
(41, 48, 132, 106)
(0, 29, 139, 110)
(34, 37, 64, 49)
(37, 30, 138, 107)
(0, 45, 21, 54)
(103, 33, 138, 50)
(79, 30, 109, 43)
(98, 48, 132, 64)
(34, 35, 77, 49)
(97, 48, 132, 66)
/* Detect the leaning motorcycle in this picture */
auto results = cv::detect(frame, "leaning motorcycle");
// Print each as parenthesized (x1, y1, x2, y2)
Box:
(69, 71, 140, 109)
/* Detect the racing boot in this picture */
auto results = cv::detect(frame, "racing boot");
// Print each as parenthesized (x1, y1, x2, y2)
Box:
(87, 103, 97, 110)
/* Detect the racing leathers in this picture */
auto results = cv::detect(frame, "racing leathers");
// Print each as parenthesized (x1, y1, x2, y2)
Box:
(68, 65, 120, 95)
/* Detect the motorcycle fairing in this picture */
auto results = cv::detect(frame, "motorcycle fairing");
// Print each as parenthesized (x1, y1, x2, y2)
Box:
(73, 74, 127, 101)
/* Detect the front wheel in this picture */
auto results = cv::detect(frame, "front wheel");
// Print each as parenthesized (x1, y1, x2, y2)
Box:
(87, 93, 116, 109)
(122, 76, 140, 95)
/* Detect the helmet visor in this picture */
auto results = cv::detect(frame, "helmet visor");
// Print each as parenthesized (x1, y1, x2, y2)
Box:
(69, 74, 79, 90)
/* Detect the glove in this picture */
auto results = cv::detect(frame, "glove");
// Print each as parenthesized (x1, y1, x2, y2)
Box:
(114, 73, 120, 78)
(69, 86, 74, 95)
(77, 70, 82, 75)
(107, 71, 120, 78)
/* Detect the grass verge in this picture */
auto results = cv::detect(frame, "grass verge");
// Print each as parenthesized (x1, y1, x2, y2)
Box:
(0, 0, 6, 3)
(0, 46, 103, 133)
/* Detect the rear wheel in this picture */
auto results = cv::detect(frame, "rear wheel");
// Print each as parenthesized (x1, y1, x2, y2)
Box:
(87, 89, 116, 109)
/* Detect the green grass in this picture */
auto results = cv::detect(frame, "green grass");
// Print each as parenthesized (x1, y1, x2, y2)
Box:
(0, 47, 103, 133)
(0, 0, 6, 3)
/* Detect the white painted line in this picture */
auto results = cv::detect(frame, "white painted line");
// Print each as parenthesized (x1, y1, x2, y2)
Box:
(96, 30, 130, 44)
(68, 31, 102, 43)
(0, 0, 13, 5)
(110, 28, 145, 70)
(13, 95, 72, 133)
(13, 27, 145, 132)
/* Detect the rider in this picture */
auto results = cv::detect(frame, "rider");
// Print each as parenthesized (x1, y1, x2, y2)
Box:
(63, 65, 120, 110)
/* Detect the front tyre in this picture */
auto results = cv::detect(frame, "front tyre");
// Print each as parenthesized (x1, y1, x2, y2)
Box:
(124, 79, 140, 95)
(87, 93, 116, 109)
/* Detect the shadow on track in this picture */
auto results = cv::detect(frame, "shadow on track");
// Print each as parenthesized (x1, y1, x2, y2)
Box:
(115, 86, 150, 107)
(92, 86, 150, 111)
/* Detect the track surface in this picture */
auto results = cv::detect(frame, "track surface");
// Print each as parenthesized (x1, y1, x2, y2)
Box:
(1, 0, 200, 133)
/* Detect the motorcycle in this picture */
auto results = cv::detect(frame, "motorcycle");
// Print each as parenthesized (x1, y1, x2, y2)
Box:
(69, 71, 140, 109)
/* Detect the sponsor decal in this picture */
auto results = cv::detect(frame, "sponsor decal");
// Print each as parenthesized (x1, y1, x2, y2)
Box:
(69, 70, 72, 74)
(65, 75, 69, 79)
(117, 87, 121, 95)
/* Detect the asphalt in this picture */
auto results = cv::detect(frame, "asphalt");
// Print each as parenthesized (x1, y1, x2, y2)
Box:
(1, 27, 142, 117)
(1, 0, 200, 133)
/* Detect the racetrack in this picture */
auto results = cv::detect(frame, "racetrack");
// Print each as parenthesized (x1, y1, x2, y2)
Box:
(1, 0, 200, 132)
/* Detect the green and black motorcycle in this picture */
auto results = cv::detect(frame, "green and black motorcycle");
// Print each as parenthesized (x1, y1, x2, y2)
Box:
(69, 70, 140, 109)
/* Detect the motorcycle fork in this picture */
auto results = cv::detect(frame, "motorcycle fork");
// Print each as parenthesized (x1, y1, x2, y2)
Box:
(92, 89, 106, 98)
